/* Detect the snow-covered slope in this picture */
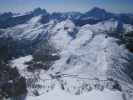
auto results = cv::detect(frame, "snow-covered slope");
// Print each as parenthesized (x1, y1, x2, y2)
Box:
(0, 17, 133, 41)
(11, 55, 33, 71)
(123, 24, 133, 33)
(10, 54, 126, 99)
(10, 55, 56, 96)
(26, 84, 123, 100)
(47, 19, 133, 95)
(0, 16, 55, 40)
(50, 19, 76, 50)
(81, 19, 133, 33)
(49, 23, 133, 81)
(0, 16, 43, 40)
(7, 17, 133, 100)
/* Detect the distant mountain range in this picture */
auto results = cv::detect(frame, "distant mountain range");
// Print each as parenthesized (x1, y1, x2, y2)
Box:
(0, 7, 133, 28)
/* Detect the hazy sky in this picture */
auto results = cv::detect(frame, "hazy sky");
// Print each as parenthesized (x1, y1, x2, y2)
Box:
(0, 0, 133, 13)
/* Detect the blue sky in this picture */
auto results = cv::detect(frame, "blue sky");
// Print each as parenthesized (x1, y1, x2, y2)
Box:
(0, 0, 133, 13)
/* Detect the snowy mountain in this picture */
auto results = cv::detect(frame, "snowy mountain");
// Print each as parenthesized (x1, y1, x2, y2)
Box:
(0, 7, 133, 100)
(48, 19, 133, 87)
(1, 17, 132, 41)
(0, 16, 51, 40)
(0, 7, 133, 29)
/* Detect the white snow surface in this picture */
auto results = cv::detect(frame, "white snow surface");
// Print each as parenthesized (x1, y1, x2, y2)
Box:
(123, 24, 133, 33)
(10, 55, 51, 79)
(26, 84, 123, 100)
(80, 19, 133, 34)
(10, 55, 55, 96)
(50, 19, 76, 50)
(11, 55, 33, 70)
